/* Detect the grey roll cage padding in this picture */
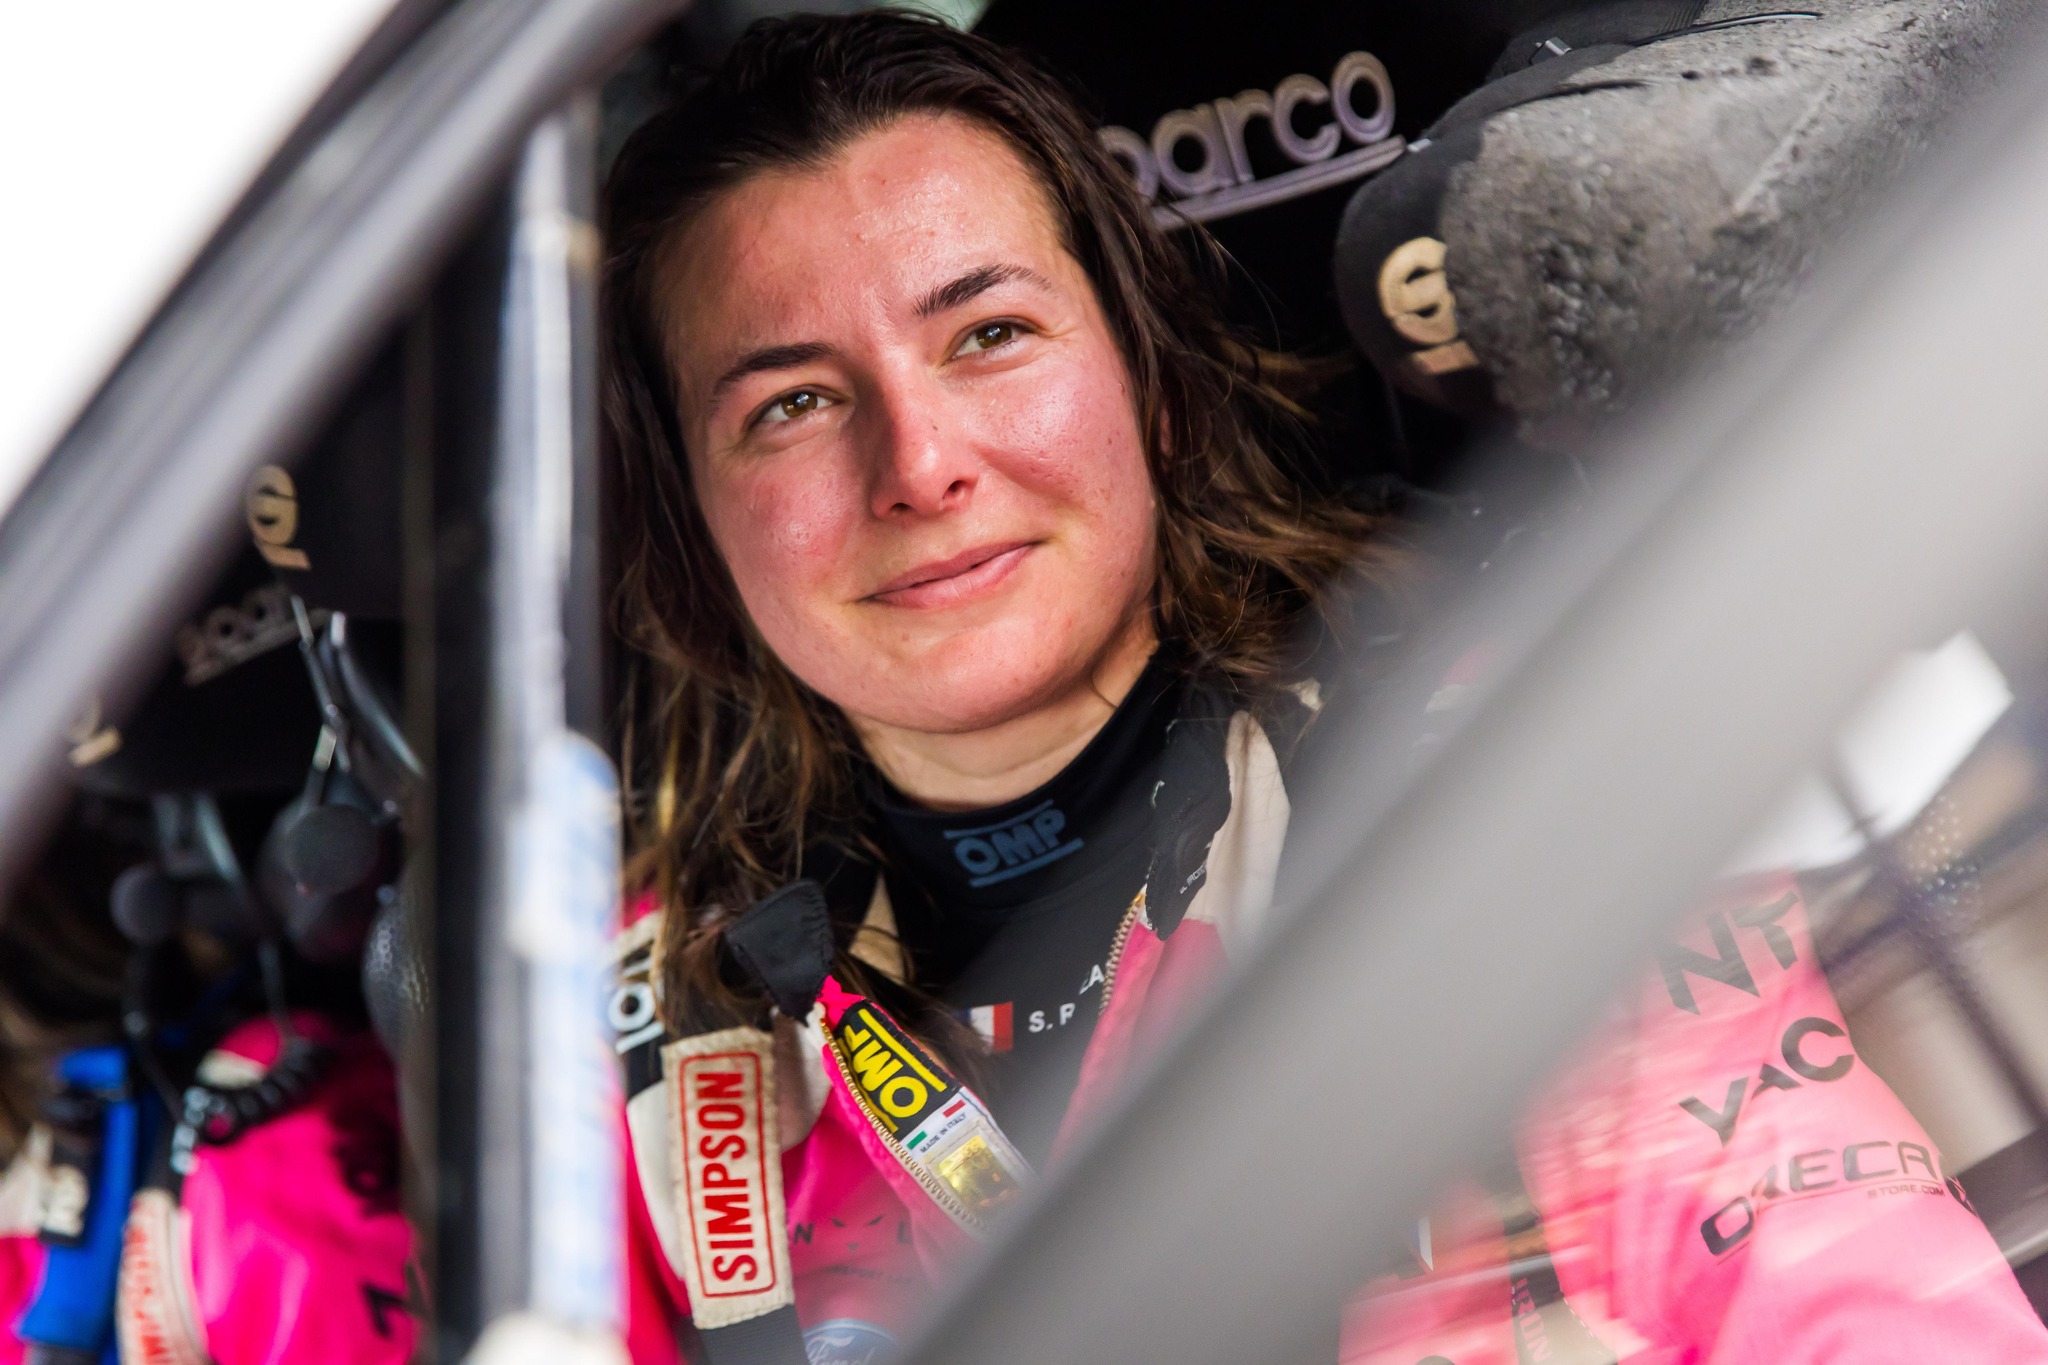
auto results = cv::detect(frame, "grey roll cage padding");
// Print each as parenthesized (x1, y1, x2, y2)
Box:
(2, 2, 2048, 1363)
(1442, 0, 2038, 444)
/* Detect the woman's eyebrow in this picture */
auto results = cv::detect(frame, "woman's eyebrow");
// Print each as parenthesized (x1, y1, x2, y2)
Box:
(913, 262, 1052, 319)
(707, 340, 835, 407)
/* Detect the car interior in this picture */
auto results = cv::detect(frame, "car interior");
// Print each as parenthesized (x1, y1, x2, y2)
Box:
(4, 1, 2048, 1362)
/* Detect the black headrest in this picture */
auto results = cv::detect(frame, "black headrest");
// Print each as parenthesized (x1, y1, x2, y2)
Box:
(68, 553, 320, 797)
(68, 344, 407, 799)
(242, 344, 404, 622)
(1333, 42, 1637, 417)
(1334, 0, 1764, 417)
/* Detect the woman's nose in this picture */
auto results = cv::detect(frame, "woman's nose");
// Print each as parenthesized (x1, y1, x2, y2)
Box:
(863, 371, 977, 518)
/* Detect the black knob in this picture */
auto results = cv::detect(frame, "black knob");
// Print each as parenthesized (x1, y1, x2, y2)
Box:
(109, 864, 181, 947)
(279, 804, 381, 896)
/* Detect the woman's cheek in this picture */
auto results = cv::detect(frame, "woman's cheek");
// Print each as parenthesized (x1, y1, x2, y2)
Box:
(980, 360, 1143, 502)
(708, 460, 864, 615)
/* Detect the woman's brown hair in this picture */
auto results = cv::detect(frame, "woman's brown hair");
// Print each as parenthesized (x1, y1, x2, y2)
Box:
(603, 10, 1400, 1029)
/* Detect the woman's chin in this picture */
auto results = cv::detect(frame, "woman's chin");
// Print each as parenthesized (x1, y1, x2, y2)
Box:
(835, 643, 1088, 738)
(844, 676, 1062, 737)
(789, 595, 1147, 737)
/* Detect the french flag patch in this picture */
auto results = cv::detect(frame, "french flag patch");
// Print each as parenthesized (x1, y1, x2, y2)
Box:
(963, 1003, 1013, 1054)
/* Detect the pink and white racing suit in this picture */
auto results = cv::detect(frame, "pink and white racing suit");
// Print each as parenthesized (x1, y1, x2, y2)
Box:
(115, 1014, 417, 1365)
(618, 707, 2048, 1362)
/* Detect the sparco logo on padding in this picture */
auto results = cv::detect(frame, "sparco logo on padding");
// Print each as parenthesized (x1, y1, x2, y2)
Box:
(1099, 51, 1402, 229)
(946, 800, 1083, 887)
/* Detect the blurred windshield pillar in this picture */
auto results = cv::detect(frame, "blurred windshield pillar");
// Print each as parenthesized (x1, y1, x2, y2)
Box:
(496, 96, 622, 1342)
(429, 100, 620, 1362)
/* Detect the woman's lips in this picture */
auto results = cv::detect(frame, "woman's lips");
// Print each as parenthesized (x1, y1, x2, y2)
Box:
(866, 541, 1036, 609)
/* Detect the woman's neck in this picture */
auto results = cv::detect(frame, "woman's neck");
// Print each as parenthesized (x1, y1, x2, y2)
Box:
(854, 614, 1158, 813)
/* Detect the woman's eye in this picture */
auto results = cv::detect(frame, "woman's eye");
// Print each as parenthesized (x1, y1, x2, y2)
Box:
(955, 321, 1023, 356)
(756, 389, 830, 426)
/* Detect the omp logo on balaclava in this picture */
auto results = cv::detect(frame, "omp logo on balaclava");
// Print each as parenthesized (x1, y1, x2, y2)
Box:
(944, 800, 1084, 888)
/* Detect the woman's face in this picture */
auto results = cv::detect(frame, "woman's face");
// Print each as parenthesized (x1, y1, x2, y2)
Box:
(658, 115, 1158, 737)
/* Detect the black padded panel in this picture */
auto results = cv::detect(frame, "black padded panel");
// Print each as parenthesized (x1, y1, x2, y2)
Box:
(974, 0, 1560, 485)
(975, 0, 1568, 349)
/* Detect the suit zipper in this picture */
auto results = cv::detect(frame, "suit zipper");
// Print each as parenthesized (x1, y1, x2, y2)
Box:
(1096, 885, 1148, 1020)
(824, 1024, 984, 1233)
(831, 883, 1149, 1232)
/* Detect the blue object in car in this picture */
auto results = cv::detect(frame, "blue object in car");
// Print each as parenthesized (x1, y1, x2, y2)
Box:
(17, 1046, 154, 1364)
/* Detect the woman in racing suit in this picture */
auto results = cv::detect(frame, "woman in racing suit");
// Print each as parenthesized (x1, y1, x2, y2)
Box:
(600, 13, 2048, 1363)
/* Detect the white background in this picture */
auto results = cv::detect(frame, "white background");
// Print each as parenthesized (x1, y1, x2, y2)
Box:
(0, 1, 395, 519)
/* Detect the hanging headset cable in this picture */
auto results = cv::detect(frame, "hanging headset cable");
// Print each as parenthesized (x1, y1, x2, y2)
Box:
(162, 794, 330, 1176)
